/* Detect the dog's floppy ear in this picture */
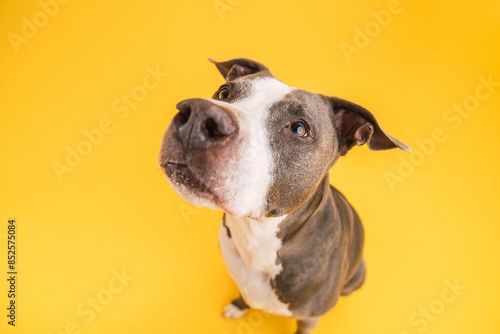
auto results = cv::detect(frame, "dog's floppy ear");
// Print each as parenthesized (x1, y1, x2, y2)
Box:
(329, 96, 411, 156)
(209, 58, 271, 81)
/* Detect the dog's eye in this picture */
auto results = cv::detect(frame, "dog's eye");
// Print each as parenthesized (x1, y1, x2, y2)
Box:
(290, 121, 309, 137)
(217, 86, 230, 100)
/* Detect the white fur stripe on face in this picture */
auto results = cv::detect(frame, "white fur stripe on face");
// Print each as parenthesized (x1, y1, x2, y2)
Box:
(208, 77, 295, 218)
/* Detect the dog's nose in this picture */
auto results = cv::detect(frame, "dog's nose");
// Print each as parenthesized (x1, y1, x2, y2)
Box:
(173, 98, 238, 149)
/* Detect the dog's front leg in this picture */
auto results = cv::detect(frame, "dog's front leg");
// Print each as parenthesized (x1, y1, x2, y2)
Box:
(222, 295, 250, 319)
(296, 317, 319, 334)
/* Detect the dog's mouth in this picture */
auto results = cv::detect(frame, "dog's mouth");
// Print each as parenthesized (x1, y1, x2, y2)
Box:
(164, 162, 212, 195)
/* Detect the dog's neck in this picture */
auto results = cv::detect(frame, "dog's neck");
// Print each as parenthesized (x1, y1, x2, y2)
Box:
(224, 213, 287, 276)
(223, 175, 332, 274)
(276, 175, 331, 241)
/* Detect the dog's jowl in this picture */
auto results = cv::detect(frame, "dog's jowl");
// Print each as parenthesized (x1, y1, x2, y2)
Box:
(159, 58, 410, 334)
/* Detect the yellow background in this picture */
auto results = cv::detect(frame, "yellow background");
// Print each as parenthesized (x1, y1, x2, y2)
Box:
(1, 0, 499, 333)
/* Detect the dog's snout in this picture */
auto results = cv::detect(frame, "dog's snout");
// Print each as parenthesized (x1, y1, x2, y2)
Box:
(174, 100, 193, 127)
(173, 99, 237, 149)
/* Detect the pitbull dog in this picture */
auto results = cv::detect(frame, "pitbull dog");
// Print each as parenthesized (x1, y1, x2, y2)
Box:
(159, 58, 410, 334)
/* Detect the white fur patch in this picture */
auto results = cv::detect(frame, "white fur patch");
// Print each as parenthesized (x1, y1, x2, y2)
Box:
(222, 303, 247, 319)
(219, 215, 292, 317)
(208, 77, 294, 218)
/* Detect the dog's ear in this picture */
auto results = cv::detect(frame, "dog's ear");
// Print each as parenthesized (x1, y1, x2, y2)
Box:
(209, 58, 271, 81)
(329, 96, 411, 156)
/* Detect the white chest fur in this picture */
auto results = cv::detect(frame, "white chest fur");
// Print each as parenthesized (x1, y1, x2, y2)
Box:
(219, 214, 292, 316)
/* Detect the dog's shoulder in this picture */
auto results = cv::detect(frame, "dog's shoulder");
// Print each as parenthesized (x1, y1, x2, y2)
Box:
(272, 181, 364, 317)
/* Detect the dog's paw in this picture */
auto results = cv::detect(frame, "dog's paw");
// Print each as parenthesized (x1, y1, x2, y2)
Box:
(222, 303, 248, 319)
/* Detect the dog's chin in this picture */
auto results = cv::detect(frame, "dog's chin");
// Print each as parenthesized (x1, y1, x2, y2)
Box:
(173, 186, 221, 211)
(164, 162, 217, 207)
(163, 162, 266, 219)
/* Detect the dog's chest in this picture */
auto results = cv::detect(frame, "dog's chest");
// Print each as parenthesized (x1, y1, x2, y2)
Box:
(219, 214, 291, 316)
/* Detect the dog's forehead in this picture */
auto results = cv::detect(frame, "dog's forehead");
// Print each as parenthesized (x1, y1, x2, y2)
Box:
(231, 76, 295, 110)
(231, 77, 330, 117)
(273, 89, 330, 113)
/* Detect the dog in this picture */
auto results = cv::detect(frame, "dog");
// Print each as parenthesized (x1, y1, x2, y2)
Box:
(159, 58, 410, 334)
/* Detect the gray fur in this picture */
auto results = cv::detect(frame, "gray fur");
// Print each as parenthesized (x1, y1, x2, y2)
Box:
(160, 58, 409, 334)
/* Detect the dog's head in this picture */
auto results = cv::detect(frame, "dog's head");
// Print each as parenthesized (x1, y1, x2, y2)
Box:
(159, 58, 410, 219)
